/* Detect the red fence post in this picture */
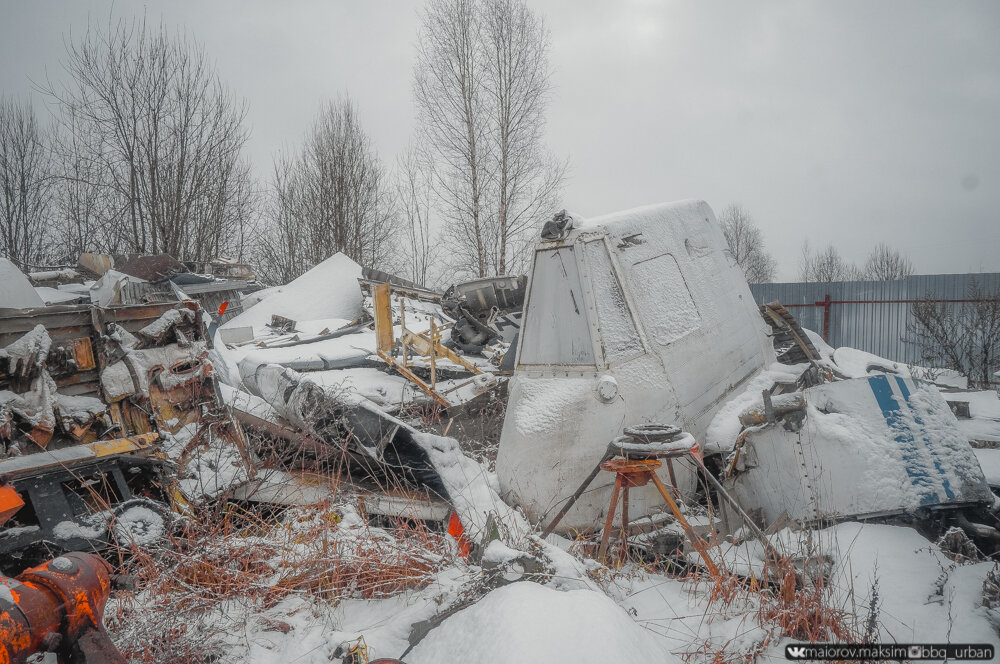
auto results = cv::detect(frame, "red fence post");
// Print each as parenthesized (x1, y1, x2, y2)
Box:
(822, 294, 831, 342)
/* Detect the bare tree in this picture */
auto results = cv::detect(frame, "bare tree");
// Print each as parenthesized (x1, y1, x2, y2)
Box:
(47, 17, 257, 261)
(53, 103, 117, 259)
(799, 241, 861, 282)
(718, 203, 776, 284)
(259, 96, 397, 284)
(414, 0, 488, 278)
(395, 143, 440, 286)
(414, 0, 564, 279)
(863, 242, 913, 280)
(907, 280, 1000, 388)
(252, 155, 304, 286)
(480, 0, 565, 275)
(0, 98, 54, 266)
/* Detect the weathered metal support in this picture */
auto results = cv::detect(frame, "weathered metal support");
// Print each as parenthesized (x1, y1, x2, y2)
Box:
(597, 474, 623, 562)
(372, 282, 482, 408)
(648, 471, 719, 575)
(0, 552, 126, 663)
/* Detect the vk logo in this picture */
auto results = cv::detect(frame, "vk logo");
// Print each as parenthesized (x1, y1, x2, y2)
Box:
(786, 646, 807, 659)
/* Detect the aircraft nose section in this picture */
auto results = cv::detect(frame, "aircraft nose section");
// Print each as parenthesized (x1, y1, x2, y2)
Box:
(496, 373, 626, 526)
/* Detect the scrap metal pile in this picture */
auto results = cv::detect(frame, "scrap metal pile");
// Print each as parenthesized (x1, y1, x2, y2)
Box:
(0, 249, 526, 564)
(0, 296, 255, 568)
(0, 252, 518, 662)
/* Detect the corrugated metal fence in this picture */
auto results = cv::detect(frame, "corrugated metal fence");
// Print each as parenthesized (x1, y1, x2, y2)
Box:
(749, 273, 1000, 366)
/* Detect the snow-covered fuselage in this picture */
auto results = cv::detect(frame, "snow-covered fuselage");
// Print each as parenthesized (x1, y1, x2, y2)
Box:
(496, 200, 774, 532)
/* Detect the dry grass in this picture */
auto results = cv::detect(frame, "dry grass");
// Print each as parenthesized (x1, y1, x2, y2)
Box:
(107, 494, 457, 663)
(679, 552, 868, 664)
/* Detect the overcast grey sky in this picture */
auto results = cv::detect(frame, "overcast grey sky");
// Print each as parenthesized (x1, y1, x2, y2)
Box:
(2, 0, 998, 280)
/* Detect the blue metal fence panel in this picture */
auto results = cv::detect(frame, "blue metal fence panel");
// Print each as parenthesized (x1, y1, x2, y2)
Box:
(750, 273, 1000, 366)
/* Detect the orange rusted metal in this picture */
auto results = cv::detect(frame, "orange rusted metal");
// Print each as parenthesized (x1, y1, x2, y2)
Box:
(597, 459, 662, 561)
(599, 457, 660, 487)
(596, 456, 719, 575)
(0, 552, 125, 663)
(0, 485, 24, 526)
(25, 425, 54, 450)
(69, 337, 96, 372)
(447, 511, 472, 558)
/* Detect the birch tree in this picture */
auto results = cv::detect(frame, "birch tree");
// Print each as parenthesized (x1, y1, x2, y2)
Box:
(799, 241, 861, 282)
(414, 0, 488, 278)
(863, 242, 913, 280)
(480, 0, 565, 275)
(414, 0, 564, 278)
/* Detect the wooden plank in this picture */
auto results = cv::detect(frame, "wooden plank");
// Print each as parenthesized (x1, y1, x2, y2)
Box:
(54, 381, 102, 398)
(0, 313, 93, 336)
(373, 284, 394, 354)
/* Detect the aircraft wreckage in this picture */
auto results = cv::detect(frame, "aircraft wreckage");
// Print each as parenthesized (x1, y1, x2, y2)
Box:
(1, 200, 999, 661)
(495, 200, 998, 550)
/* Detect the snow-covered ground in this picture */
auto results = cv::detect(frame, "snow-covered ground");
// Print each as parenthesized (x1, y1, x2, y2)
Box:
(109, 470, 1000, 663)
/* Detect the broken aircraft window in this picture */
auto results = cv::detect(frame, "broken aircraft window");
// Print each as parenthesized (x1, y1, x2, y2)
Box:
(630, 253, 701, 346)
(582, 240, 643, 365)
(519, 247, 595, 366)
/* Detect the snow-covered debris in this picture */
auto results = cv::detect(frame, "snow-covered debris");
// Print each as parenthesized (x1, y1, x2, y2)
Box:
(219, 383, 281, 424)
(113, 504, 167, 546)
(100, 341, 208, 399)
(407, 582, 674, 664)
(956, 389, 1000, 444)
(163, 421, 250, 499)
(3, 371, 59, 434)
(28, 267, 79, 282)
(725, 375, 992, 525)
(0, 258, 45, 308)
(704, 361, 805, 454)
(107, 323, 139, 350)
(237, 334, 371, 373)
(57, 281, 95, 295)
(2, 324, 52, 375)
(53, 516, 107, 540)
(974, 448, 1000, 486)
(412, 432, 528, 544)
(137, 306, 196, 341)
(34, 286, 87, 305)
(829, 342, 968, 388)
(55, 393, 107, 422)
(88, 269, 146, 307)
(221, 252, 363, 335)
(707, 522, 999, 645)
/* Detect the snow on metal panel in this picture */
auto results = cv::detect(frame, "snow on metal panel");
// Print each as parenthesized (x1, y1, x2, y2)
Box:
(750, 273, 1000, 368)
(581, 240, 642, 365)
(0, 258, 45, 308)
(727, 375, 991, 525)
(518, 247, 595, 366)
(630, 253, 701, 346)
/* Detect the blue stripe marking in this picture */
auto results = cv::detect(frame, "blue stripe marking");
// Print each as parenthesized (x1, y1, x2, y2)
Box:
(893, 376, 954, 500)
(867, 375, 944, 505)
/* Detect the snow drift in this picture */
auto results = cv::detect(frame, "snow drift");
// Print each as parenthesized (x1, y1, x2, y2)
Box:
(406, 582, 675, 664)
(222, 253, 363, 334)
